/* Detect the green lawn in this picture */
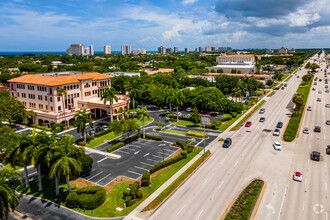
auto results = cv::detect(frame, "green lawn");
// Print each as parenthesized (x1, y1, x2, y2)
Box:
(171, 119, 197, 127)
(281, 74, 289, 80)
(218, 114, 243, 131)
(73, 147, 203, 217)
(285, 75, 293, 82)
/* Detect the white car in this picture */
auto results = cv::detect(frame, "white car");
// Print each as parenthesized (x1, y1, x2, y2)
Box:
(326, 104, 330, 108)
(293, 172, 303, 182)
(273, 129, 280, 136)
(273, 141, 282, 150)
(303, 128, 309, 134)
(326, 120, 330, 125)
(186, 107, 192, 112)
(307, 106, 312, 111)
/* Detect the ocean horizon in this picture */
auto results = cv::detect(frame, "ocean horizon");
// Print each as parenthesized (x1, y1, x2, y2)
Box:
(0, 51, 158, 56)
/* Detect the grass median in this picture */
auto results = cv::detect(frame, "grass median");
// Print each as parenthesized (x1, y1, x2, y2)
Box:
(230, 100, 266, 131)
(283, 77, 313, 142)
(285, 75, 293, 82)
(142, 150, 211, 211)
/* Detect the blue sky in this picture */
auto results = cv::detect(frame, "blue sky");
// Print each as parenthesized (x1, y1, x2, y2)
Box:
(0, 0, 329, 51)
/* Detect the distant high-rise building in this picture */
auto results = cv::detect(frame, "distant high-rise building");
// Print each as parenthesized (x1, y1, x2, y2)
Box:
(132, 49, 146, 55)
(89, 45, 94, 56)
(84, 47, 90, 55)
(158, 46, 166, 54)
(205, 46, 212, 52)
(166, 48, 173, 54)
(121, 45, 131, 55)
(266, 49, 274, 54)
(198, 47, 203, 52)
(218, 47, 232, 51)
(174, 47, 178, 53)
(185, 48, 189, 53)
(104, 45, 111, 54)
(211, 47, 216, 52)
(66, 44, 84, 55)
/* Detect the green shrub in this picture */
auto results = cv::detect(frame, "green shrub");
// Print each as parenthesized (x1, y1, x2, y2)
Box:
(219, 115, 233, 122)
(94, 128, 112, 138)
(176, 140, 187, 150)
(126, 199, 136, 207)
(136, 190, 143, 199)
(130, 182, 140, 199)
(181, 150, 187, 158)
(231, 112, 237, 118)
(186, 131, 208, 138)
(77, 141, 86, 146)
(141, 171, 150, 187)
(123, 189, 130, 197)
(78, 153, 93, 175)
(86, 135, 94, 142)
(51, 123, 65, 132)
(124, 134, 140, 144)
(188, 146, 194, 153)
(107, 142, 125, 153)
(65, 186, 106, 210)
(150, 155, 184, 174)
(145, 134, 163, 141)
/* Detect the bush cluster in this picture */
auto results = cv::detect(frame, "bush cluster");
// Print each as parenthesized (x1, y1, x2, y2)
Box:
(124, 134, 140, 144)
(86, 135, 94, 142)
(176, 140, 188, 150)
(141, 171, 150, 187)
(94, 128, 112, 138)
(230, 112, 237, 118)
(144, 134, 163, 141)
(107, 142, 125, 153)
(76, 141, 86, 146)
(66, 186, 106, 210)
(123, 182, 143, 207)
(51, 123, 65, 132)
(185, 131, 208, 138)
(219, 115, 233, 122)
(181, 150, 187, 158)
(150, 155, 184, 174)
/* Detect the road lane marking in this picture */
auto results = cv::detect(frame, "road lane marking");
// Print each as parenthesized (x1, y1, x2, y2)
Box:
(127, 170, 142, 175)
(248, 166, 251, 171)
(305, 178, 308, 186)
(243, 174, 246, 178)
(202, 178, 208, 186)
(234, 160, 239, 167)
(134, 166, 149, 171)
(95, 173, 112, 184)
(87, 171, 103, 181)
(196, 209, 204, 220)
(177, 206, 185, 216)
(153, 155, 163, 159)
(97, 157, 107, 163)
(141, 162, 153, 166)
(147, 158, 158, 163)
(278, 187, 287, 220)
(237, 183, 241, 189)
(302, 201, 305, 211)
(253, 182, 269, 220)
(144, 153, 150, 157)
(218, 197, 232, 220)
(325, 183, 327, 191)
(29, 171, 37, 176)
(325, 162, 327, 168)
(217, 181, 224, 190)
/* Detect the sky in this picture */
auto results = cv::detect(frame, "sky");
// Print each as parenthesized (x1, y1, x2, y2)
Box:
(0, 0, 330, 51)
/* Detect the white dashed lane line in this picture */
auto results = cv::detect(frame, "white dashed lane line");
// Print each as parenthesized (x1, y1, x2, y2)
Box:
(97, 157, 108, 163)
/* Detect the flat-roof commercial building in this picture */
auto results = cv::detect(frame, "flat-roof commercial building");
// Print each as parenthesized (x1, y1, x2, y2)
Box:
(66, 44, 84, 55)
(132, 49, 146, 55)
(8, 72, 129, 127)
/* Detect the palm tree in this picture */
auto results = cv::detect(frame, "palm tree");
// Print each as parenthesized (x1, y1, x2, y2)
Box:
(49, 135, 82, 195)
(124, 79, 140, 114)
(0, 169, 23, 220)
(172, 89, 184, 122)
(73, 109, 94, 143)
(57, 88, 68, 128)
(101, 87, 118, 122)
(136, 107, 150, 138)
(166, 88, 175, 113)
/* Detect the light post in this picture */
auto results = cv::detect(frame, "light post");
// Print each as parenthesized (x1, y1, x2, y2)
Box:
(200, 114, 210, 155)
(157, 121, 166, 161)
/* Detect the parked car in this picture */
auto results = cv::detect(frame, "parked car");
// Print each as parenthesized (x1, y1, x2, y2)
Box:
(209, 112, 219, 116)
(273, 141, 282, 150)
(223, 138, 232, 148)
(89, 129, 96, 135)
(95, 127, 103, 133)
(102, 125, 109, 130)
(312, 88, 316, 91)
(273, 129, 280, 136)
(326, 145, 330, 155)
(307, 106, 312, 111)
(310, 151, 320, 161)
(259, 108, 265, 114)
(259, 117, 265, 122)
(245, 121, 252, 127)
(277, 122, 283, 128)
(175, 112, 182, 116)
(314, 126, 321, 132)
(273, 87, 280, 90)
(293, 172, 303, 182)
(303, 128, 309, 134)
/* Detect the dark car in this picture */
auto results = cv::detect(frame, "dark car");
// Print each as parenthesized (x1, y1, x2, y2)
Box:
(259, 117, 265, 122)
(273, 87, 280, 90)
(311, 151, 320, 161)
(326, 145, 330, 155)
(209, 112, 219, 116)
(277, 122, 283, 128)
(314, 126, 321, 132)
(95, 127, 103, 133)
(223, 138, 232, 148)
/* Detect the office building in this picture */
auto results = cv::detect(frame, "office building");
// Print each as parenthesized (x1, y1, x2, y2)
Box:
(104, 45, 111, 54)
(174, 47, 178, 53)
(287, 48, 295, 53)
(198, 47, 203, 52)
(158, 46, 166, 54)
(121, 45, 131, 55)
(66, 44, 84, 55)
(166, 48, 173, 54)
(266, 49, 274, 53)
(205, 46, 212, 52)
(84, 47, 90, 56)
(278, 47, 287, 54)
(132, 49, 146, 55)
(89, 45, 94, 56)
(8, 72, 130, 126)
(185, 48, 189, 53)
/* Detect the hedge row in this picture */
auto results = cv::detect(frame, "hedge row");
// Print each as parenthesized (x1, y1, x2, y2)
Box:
(107, 142, 125, 153)
(144, 134, 163, 141)
(66, 186, 106, 210)
(150, 155, 184, 174)
(176, 140, 188, 151)
(186, 131, 208, 138)
(124, 134, 139, 144)
(95, 128, 112, 138)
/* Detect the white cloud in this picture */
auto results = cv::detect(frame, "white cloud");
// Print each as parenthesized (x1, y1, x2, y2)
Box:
(182, 0, 198, 5)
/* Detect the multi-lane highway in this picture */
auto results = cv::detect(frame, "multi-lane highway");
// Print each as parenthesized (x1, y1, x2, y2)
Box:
(149, 53, 326, 220)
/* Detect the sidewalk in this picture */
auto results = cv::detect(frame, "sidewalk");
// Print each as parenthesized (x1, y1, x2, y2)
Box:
(124, 96, 268, 220)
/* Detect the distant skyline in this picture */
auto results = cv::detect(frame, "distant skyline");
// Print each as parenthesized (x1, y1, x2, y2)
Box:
(1, 0, 330, 51)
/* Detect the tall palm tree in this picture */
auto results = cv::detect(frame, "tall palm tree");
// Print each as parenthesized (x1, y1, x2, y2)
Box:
(172, 89, 184, 122)
(101, 87, 118, 122)
(57, 88, 68, 128)
(124, 79, 140, 114)
(166, 88, 175, 113)
(49, 135, 82, 195)
(136, 107, 150, 138)
(73, 109, 94, 143)
(0, 169, 23, 220)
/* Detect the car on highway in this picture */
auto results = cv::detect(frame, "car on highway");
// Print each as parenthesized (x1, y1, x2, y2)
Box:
(273, 129, 280, 136)
(273, 87, 280, 90)
(277, 122, 283, 128)
(245, 121, 252, 127)
(259, 117, 265, 122)
(314, 126, 321, 132)
(326, 120, 330, 125)
(310, 151, 320, 161)
(318, 91, 322, 94)
(325, 104, 330, 108)
(223, 138, 232, 148)
(303, 128, 309, 134)
(326, 85, 329, 88)
(319, 79, 322, 82)
(273, 141, 282, 150)
(259, 108, 265, 114)
(307, 106, 312, 111)
(312, 88, 316, 91)
(326, 145, 330, 155)
(314, 82, 317, 85)
(297, 76, 299, 78)
(284, 84, 287, 87)
(326, 89, 329, 93)
(293, 172, 303, 182)
(317, 98, 321, 102)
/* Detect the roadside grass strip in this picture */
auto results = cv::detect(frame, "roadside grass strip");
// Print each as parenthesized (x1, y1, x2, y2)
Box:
(267, 91, 276, 97)
(285, 75, 293, 82)
(142, 150, 211, 211)
(230, 100, 266, 131)
(224, 179, 264, 220)
(283, 77, 313, 142)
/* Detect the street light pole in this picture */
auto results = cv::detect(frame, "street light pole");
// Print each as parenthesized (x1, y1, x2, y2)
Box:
(162, 125, 165, 161)
(203, 124, 205, 155)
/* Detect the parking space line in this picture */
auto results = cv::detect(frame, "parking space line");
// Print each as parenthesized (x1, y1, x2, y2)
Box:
(141, 162, 154, 167)
(157, 151, 171, 155)
(87, 171, 103, 181)
(147, 158, 159, 163)
(80, 169, 95, 178)
(115, 149, 130, 154)
(130, 145, 141, 148)
(128, 170, 142, 175)
(96, 173, 112, 184)
(97, 157, 108, 163)
(121, 148, 136, 151)
(153, 155, 163, 159)
(196, 139, 204, 146)
(134, 166, 149, 171)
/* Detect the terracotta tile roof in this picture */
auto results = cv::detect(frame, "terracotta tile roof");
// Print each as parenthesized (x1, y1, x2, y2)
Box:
(217, 54, 255, 58)
(8, 72, 111, 86)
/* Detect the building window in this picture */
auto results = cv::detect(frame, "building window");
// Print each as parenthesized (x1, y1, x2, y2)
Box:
(57, 97, 60, 102)
(85, 91, 91, 96)
(58, 106, 61, 111)
(46, 105, 48, 110)
(51, 106, 53, 111)
(28, 85, 35, 90)
(77, 93, 80, 98)
(49, 88, 52, 94)
(28, 94, 35, 99)
(29, 103, 36, 108)
(38, 95, 43, 100)
(50, 97, 53, 102)
(39, 104, 43, 109)
(12, 92, 14, 96)
(45, 96, 47, 101)
(22, 93, 26, 98)
(17, 92, 19, 97)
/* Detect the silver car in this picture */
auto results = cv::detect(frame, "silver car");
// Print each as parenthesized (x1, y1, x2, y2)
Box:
(326, 120, 330, 125)
(303, 128, 309, 134)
